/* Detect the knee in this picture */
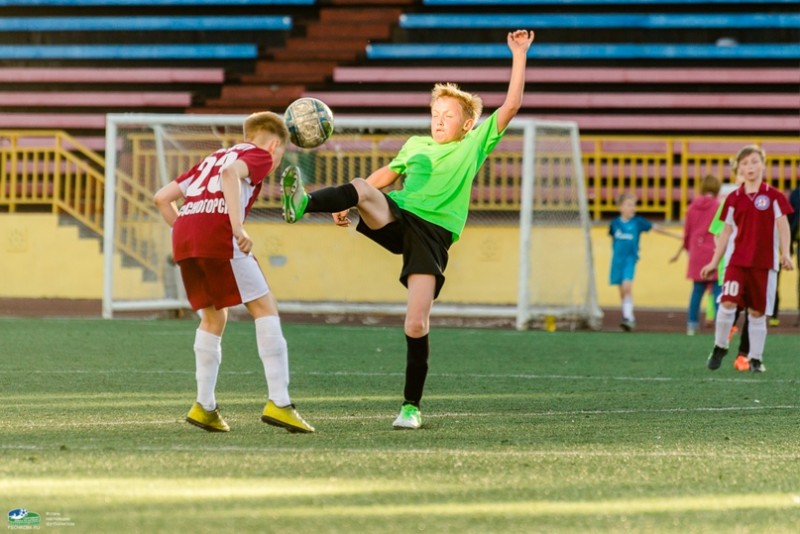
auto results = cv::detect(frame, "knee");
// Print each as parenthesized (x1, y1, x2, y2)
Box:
(404, 316, 429, 338)
(199, 309, 226, 336)
(351, 178, 369, 197)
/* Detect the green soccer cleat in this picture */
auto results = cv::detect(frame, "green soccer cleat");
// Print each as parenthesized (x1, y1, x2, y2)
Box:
(281, 165, 308, 223)
(261, 400, 315, 433)
(186, 402, 230, 432)
(392, 403, 422, 430)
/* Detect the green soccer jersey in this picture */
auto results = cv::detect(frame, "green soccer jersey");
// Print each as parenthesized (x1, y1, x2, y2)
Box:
(708, 203, 725, 283)
(387, 111, 505, 242)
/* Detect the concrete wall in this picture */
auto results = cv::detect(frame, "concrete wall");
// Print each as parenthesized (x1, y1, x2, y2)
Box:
(1, 213, 797, 312)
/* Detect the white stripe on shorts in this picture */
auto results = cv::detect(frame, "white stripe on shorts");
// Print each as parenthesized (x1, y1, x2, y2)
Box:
(231, 256, 270, 304)
(765, 269, 777, 316)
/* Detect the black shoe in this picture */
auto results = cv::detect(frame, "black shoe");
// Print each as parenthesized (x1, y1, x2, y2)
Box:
(706, 345, 728, 370)
(748, 359, 766, 373)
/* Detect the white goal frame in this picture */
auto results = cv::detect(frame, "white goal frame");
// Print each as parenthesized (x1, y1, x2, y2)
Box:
(103, 113, 601, 329)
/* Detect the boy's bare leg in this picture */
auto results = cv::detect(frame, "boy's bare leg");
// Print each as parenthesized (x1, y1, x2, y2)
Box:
(393, 274, 436, 429)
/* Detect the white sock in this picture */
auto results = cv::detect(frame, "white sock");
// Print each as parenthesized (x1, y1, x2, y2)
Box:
(194, 329, 222, 411)
(714, 306, 737, 349)
(747, 314, 767, 361)
(622, 296, 634, 321)
(255, 315, 292, 407)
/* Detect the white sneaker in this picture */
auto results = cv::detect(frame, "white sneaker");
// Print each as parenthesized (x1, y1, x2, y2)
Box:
(392, 404, 422, 429)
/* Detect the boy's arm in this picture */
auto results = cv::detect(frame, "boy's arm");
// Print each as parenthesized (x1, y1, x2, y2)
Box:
(365, 165, 401, 189)
(220, 159, 253, 254)
(776, 215, 795, 270)
(651, 223, 682, 240)
(153, 181, 183, 227)
(496, 30, 535, 133)
(669, 242, 684, 263)
(701, 223, 733, 279)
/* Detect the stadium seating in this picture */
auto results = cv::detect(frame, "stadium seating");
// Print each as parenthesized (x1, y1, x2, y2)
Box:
(0, 5, 298, 132)
(399, 13, 800, 29)
(325, 66, 800, 132)
(306, 0, 800, 137)
(333, 66, 800, 84)
(0, 67, 225, 84)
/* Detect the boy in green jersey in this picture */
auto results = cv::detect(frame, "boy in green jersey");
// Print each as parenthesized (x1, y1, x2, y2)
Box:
(281, 29, 535, 429)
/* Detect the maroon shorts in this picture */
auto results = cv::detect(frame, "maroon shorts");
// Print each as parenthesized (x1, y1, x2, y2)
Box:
(178, 256, 269, 310)
(720, 265, 776, 315)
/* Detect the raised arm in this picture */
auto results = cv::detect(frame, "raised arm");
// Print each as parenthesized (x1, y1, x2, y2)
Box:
(496, 30, 535, 133)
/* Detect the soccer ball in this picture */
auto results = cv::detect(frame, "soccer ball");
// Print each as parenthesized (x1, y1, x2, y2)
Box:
(284, 97, 334, 149)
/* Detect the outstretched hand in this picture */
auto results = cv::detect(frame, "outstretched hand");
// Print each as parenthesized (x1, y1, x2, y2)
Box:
(507, 29, 535, 53)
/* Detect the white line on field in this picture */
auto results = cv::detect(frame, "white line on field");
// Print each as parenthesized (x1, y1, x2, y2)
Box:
(8, 369, 790, 384)
(2, 404, 796, 429)
(2, 442, 799, 461)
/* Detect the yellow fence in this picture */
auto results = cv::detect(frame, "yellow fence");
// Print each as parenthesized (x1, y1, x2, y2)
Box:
(0, 130, 105, 234)
(1, 131, 798, 282)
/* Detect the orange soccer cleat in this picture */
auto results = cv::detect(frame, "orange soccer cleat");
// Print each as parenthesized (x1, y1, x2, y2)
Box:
(733, 354, 750, 372)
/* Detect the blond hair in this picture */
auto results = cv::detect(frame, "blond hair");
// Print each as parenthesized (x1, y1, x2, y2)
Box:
(243, 111, 289, 145)
(430, 83, 483, 124)
(616, 192, 637, 205)
(730, 144, 766, 173)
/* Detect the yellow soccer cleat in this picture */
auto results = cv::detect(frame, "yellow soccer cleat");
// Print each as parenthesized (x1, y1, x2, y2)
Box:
(186, 402, 230, 432)
(261, 400, 315, 433)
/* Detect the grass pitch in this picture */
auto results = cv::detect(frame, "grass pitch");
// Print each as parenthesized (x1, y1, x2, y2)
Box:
(1, 317, 799, 533)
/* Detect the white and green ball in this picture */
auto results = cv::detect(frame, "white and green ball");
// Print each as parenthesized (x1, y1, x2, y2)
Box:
(284, 97, 334, 149)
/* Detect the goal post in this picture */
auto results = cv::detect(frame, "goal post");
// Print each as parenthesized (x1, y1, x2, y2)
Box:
(516, 120, 602, 330)
(103, 113, 601, 329)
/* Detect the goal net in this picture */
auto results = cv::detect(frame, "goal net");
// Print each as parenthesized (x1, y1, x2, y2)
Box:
(103, 114, 601, 330)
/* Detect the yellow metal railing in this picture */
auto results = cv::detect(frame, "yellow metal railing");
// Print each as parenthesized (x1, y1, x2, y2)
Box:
(1, 131, 798, 278)
(0, 130, 105, 233)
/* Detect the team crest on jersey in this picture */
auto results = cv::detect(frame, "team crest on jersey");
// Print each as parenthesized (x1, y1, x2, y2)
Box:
(753, 195, 771, 211)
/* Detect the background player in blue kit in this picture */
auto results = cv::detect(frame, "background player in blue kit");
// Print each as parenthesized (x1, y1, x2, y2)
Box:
(610, 192, 680, 331)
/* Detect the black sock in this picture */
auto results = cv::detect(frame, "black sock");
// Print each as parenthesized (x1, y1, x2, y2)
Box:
(306, 183, 359, 213)
(739, 314, 750, 355)
(403, 334, 429, 407)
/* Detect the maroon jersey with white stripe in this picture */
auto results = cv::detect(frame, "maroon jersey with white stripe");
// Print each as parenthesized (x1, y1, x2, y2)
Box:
(172, 143, 273, 261)
(721, 182, 793, 270)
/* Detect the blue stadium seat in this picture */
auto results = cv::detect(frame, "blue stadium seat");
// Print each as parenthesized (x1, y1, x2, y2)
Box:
(0, 0, 312, 5)
(366, 43, 800, 60)
(0, 16, 292, 31)
(0, 44, 257, 59)
(400, 13, 800, 29)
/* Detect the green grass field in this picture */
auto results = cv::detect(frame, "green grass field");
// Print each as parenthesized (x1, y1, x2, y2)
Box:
(2, 317, 799, 533)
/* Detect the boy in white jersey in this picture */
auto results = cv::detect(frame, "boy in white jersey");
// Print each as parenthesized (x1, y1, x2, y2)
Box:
(280, 30, 535, 429)
(701, 145, 795, 372)
(153, 111, 315, 433)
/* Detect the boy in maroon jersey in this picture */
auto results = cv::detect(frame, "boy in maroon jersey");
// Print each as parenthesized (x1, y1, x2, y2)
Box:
(153, 111, 315, 433)
(700, 145, 795, 372)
